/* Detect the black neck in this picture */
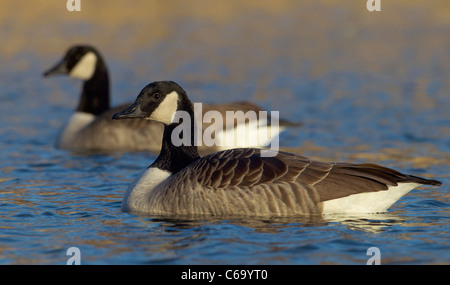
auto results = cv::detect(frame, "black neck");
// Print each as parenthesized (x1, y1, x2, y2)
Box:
(151, 103, 200, 174)
(76, 61, 110, 115)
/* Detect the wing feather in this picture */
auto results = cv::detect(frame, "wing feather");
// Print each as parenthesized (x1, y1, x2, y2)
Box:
(187, 148, 440, 206)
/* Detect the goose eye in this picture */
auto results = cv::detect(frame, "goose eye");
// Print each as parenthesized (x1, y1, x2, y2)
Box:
(153, 92, 161, 100)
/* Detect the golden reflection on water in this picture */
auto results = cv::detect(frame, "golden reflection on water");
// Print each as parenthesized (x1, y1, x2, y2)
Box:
(2, 0, 450, 74)
(0, 0, 449, 264)
(124, 212, 411, 234)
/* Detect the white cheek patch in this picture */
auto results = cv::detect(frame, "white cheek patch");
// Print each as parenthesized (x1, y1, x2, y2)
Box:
(69, 52, 97, 80)
(149, 91, 179, 125)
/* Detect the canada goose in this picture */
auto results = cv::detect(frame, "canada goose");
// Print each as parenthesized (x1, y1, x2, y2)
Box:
(44, 45, 298, 153)
(113, 81, 442, 216)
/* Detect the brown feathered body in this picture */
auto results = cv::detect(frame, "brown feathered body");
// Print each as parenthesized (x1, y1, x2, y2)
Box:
(123, 148, 441, 216)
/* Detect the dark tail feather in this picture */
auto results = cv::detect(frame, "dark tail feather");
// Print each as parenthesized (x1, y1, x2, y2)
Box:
(404, 175, 442, 186)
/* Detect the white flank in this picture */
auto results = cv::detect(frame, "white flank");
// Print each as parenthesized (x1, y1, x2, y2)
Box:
(121, 167, 171, 212)
(57, 112, 95, 148)
(69, 52, 97, 80)
(215, 119, 284, 150)
(322, 182, 421, 214)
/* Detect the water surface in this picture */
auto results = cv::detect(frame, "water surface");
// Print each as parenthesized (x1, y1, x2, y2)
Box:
(0, 1, 449, 264)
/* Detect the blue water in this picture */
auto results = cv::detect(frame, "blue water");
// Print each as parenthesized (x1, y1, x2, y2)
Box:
(0, 53, 448, 265)
(1, 2, 449, 265)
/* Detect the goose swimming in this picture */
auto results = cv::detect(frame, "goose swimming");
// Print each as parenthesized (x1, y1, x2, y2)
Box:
(113, 81, 442, 216)
(44, 45, 298, 153)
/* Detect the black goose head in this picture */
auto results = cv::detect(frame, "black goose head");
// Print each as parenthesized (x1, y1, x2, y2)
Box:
(43, 45, 104, 80)
(113, 81, 192, 126)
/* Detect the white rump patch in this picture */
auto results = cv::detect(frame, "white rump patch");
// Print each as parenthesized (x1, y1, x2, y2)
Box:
(215, 117, 284, 151)
(322, 182, 420, 214)
(69, 52, 97, 80)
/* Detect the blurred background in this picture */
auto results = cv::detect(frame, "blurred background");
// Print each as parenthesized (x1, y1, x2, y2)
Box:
(1, 0, 449, 161)
(0, 0, 449, 264)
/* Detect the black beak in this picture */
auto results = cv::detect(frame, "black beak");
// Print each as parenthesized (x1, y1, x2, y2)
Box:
(43, 60, 69, 77)
(112, 102, 147, 120)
